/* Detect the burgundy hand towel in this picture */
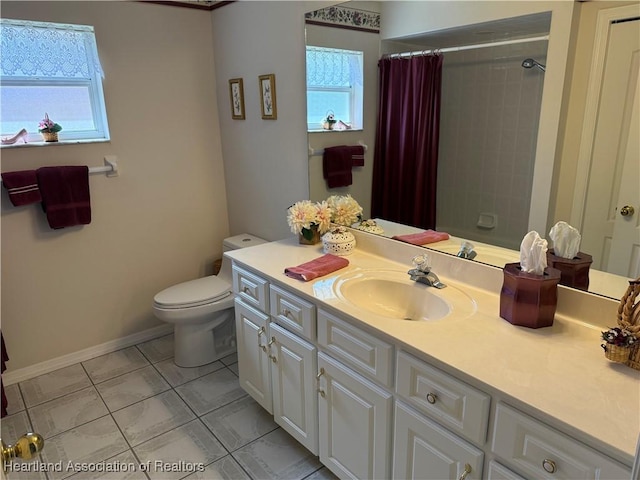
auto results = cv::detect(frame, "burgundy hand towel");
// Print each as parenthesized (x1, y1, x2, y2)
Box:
(285, 254, 349, 281)
(350, 145, 365, 167)
(392, 230, 450, 245)
(36, 166, 91, 229)
(1, 170, 42, 206)
(323, 146, 353, 188)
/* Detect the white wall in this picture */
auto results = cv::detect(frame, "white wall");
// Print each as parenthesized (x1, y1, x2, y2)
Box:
(1, 1, 229, 371)
(212, 1, 312, 241)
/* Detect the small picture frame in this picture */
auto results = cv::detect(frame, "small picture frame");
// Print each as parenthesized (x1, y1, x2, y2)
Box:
(229, 78, 245, 120)
(258, 74, 277, 120)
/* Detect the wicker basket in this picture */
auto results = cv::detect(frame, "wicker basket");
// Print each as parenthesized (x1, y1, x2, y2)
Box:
(615, 277, 640, 370)
(41, 131, 58, 142)
(604, 344, 632, 363)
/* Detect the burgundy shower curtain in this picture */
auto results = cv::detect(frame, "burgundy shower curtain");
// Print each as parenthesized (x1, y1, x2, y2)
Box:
(371, 54, 443, 229)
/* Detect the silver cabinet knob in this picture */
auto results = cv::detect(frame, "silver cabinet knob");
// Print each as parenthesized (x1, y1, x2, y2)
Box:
(542, 459, 557, 474)
(426, 393, 437, 404)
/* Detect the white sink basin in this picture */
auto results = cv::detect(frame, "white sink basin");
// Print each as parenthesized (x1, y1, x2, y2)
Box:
(334, 269, 476, 322)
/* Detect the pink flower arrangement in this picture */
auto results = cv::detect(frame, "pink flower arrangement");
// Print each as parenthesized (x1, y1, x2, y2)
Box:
(38, 113, 62, 133)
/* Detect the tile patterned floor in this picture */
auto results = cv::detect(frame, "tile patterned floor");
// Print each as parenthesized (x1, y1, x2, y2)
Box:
(1, 334, 337, 480)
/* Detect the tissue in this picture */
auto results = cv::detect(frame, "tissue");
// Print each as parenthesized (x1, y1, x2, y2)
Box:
(520, 231, 548, 275)
(549, 221, 581, 259)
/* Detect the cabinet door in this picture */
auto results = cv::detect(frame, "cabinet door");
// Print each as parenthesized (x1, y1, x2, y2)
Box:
(234, 298, 272, 414)
(269, 322, 318, 455)
(317, 352, 393, 480)
(393, 401, 484, 480)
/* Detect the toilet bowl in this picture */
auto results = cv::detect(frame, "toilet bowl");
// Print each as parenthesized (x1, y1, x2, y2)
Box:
(152, 234, 266, 367)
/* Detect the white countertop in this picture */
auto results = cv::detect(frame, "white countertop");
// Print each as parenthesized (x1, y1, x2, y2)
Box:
(226, 236, 640, 466)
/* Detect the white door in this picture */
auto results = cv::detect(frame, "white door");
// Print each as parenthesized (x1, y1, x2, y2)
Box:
(269, 322, 318, 455)
(317, 352, 393, 480)
(607, 54, 640, 277)
(234, 299, 272, 413)
(581, 18, 640, 274)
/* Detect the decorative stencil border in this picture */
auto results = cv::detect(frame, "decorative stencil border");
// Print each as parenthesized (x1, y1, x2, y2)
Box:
(305, 6, 380, 33)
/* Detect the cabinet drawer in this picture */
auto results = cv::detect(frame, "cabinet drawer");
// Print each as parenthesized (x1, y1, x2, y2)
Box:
(491, 403, 630, 479)
(232, 264, 269, 312)
(269, 284, 316, 341)
(317, 308, 393, 387)
(396, 350, 490, 445)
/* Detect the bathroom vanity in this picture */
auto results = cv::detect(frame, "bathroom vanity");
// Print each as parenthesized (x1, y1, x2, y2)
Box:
(226, 231, 638, 480)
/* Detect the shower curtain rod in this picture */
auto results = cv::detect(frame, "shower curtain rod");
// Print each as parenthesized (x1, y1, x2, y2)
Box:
(388, 35, 549, 58)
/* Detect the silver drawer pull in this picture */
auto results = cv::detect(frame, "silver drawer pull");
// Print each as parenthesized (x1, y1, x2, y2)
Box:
(257, 327, 267, 352)
(242, 286, 251, 294)
(281, 308, 292, 318)
(426, 393, 437, 404)
(316, 368, 326, 397)
(542, 459, 557, 474)
(269, 354, 277, 363)
(459, 463, 471, 480)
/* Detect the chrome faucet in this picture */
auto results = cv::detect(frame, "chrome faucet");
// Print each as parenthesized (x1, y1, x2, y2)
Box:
(457, 241, 477, 260)
(408, 254, 446, 289)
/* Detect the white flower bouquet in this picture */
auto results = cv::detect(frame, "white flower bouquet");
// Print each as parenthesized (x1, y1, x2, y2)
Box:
(287, 200, 332, 242)
(326, 195, 363, 227)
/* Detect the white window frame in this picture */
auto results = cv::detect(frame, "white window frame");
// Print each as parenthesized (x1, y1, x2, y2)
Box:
(306, 46, 363, 132)
(0, 19, 110, 145)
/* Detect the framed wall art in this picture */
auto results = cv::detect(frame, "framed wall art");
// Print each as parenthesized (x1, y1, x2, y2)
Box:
(258, 74, 277, 120)
(229, 78, 245, 120)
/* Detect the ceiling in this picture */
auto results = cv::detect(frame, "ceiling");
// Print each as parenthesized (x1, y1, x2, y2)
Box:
(143, 1, 232, 11)
(394, 11, 552, 49)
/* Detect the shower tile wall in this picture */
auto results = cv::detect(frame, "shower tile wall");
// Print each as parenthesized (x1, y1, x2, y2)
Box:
(436, 42, 547, 250)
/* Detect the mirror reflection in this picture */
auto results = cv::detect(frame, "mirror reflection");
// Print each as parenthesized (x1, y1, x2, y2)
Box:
(305, 1, 640, 300)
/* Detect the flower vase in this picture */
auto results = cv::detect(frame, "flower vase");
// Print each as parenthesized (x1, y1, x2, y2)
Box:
(41, 132, 58, 142)
(299, 226, 321, 245)
(604, 344, 631, 363)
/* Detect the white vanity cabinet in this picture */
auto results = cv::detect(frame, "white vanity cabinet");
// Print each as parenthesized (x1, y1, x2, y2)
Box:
(394, 350, 489, 479)
(491, 402, 631, 479)
(233, 264, 319, 454)
(317, 351, 393, 479)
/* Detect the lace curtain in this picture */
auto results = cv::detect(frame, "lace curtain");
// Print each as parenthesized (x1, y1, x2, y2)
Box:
(0, 19, 103, 79)
(306, 46, 363, 88)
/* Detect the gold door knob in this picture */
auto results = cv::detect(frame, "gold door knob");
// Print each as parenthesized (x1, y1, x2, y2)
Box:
(620, 205, 635, 217)
(1, 433, 45, 469)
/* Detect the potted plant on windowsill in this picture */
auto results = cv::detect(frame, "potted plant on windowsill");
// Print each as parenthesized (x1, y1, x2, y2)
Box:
(38, 113, 62, 142)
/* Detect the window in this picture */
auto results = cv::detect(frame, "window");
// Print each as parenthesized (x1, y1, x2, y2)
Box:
(306, 46, 363, 131)
(0, 19, 110, 144)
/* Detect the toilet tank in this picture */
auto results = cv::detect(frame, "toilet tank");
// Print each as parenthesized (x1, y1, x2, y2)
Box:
(219, 234, 267, 283)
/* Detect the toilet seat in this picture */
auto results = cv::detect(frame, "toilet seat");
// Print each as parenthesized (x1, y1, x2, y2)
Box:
(153, 275, 231, 309)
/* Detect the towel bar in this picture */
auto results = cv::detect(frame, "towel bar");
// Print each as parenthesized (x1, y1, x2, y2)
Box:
(0, 156, 119, 184)
(308, 141, 367, 157)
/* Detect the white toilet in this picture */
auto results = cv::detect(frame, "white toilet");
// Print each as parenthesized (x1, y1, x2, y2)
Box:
(153, 234, 266, 367)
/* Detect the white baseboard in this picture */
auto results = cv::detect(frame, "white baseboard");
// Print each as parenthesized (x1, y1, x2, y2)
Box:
(2, 324, 173, 386)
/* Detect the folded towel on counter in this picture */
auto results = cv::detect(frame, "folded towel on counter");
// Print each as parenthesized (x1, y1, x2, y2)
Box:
(36, 166, 91, 229)
(1, 170, 42, 206)
(323, 146, 353, 188)
(392, 230, 450, 245)
(285, 254, 349, 282)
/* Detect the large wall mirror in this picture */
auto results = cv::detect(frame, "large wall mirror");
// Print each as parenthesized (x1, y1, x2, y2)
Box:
(305, 1, 640, 300)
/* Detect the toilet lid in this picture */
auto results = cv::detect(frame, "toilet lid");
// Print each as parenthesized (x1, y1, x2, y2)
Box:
(154, 276, 232, 308)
